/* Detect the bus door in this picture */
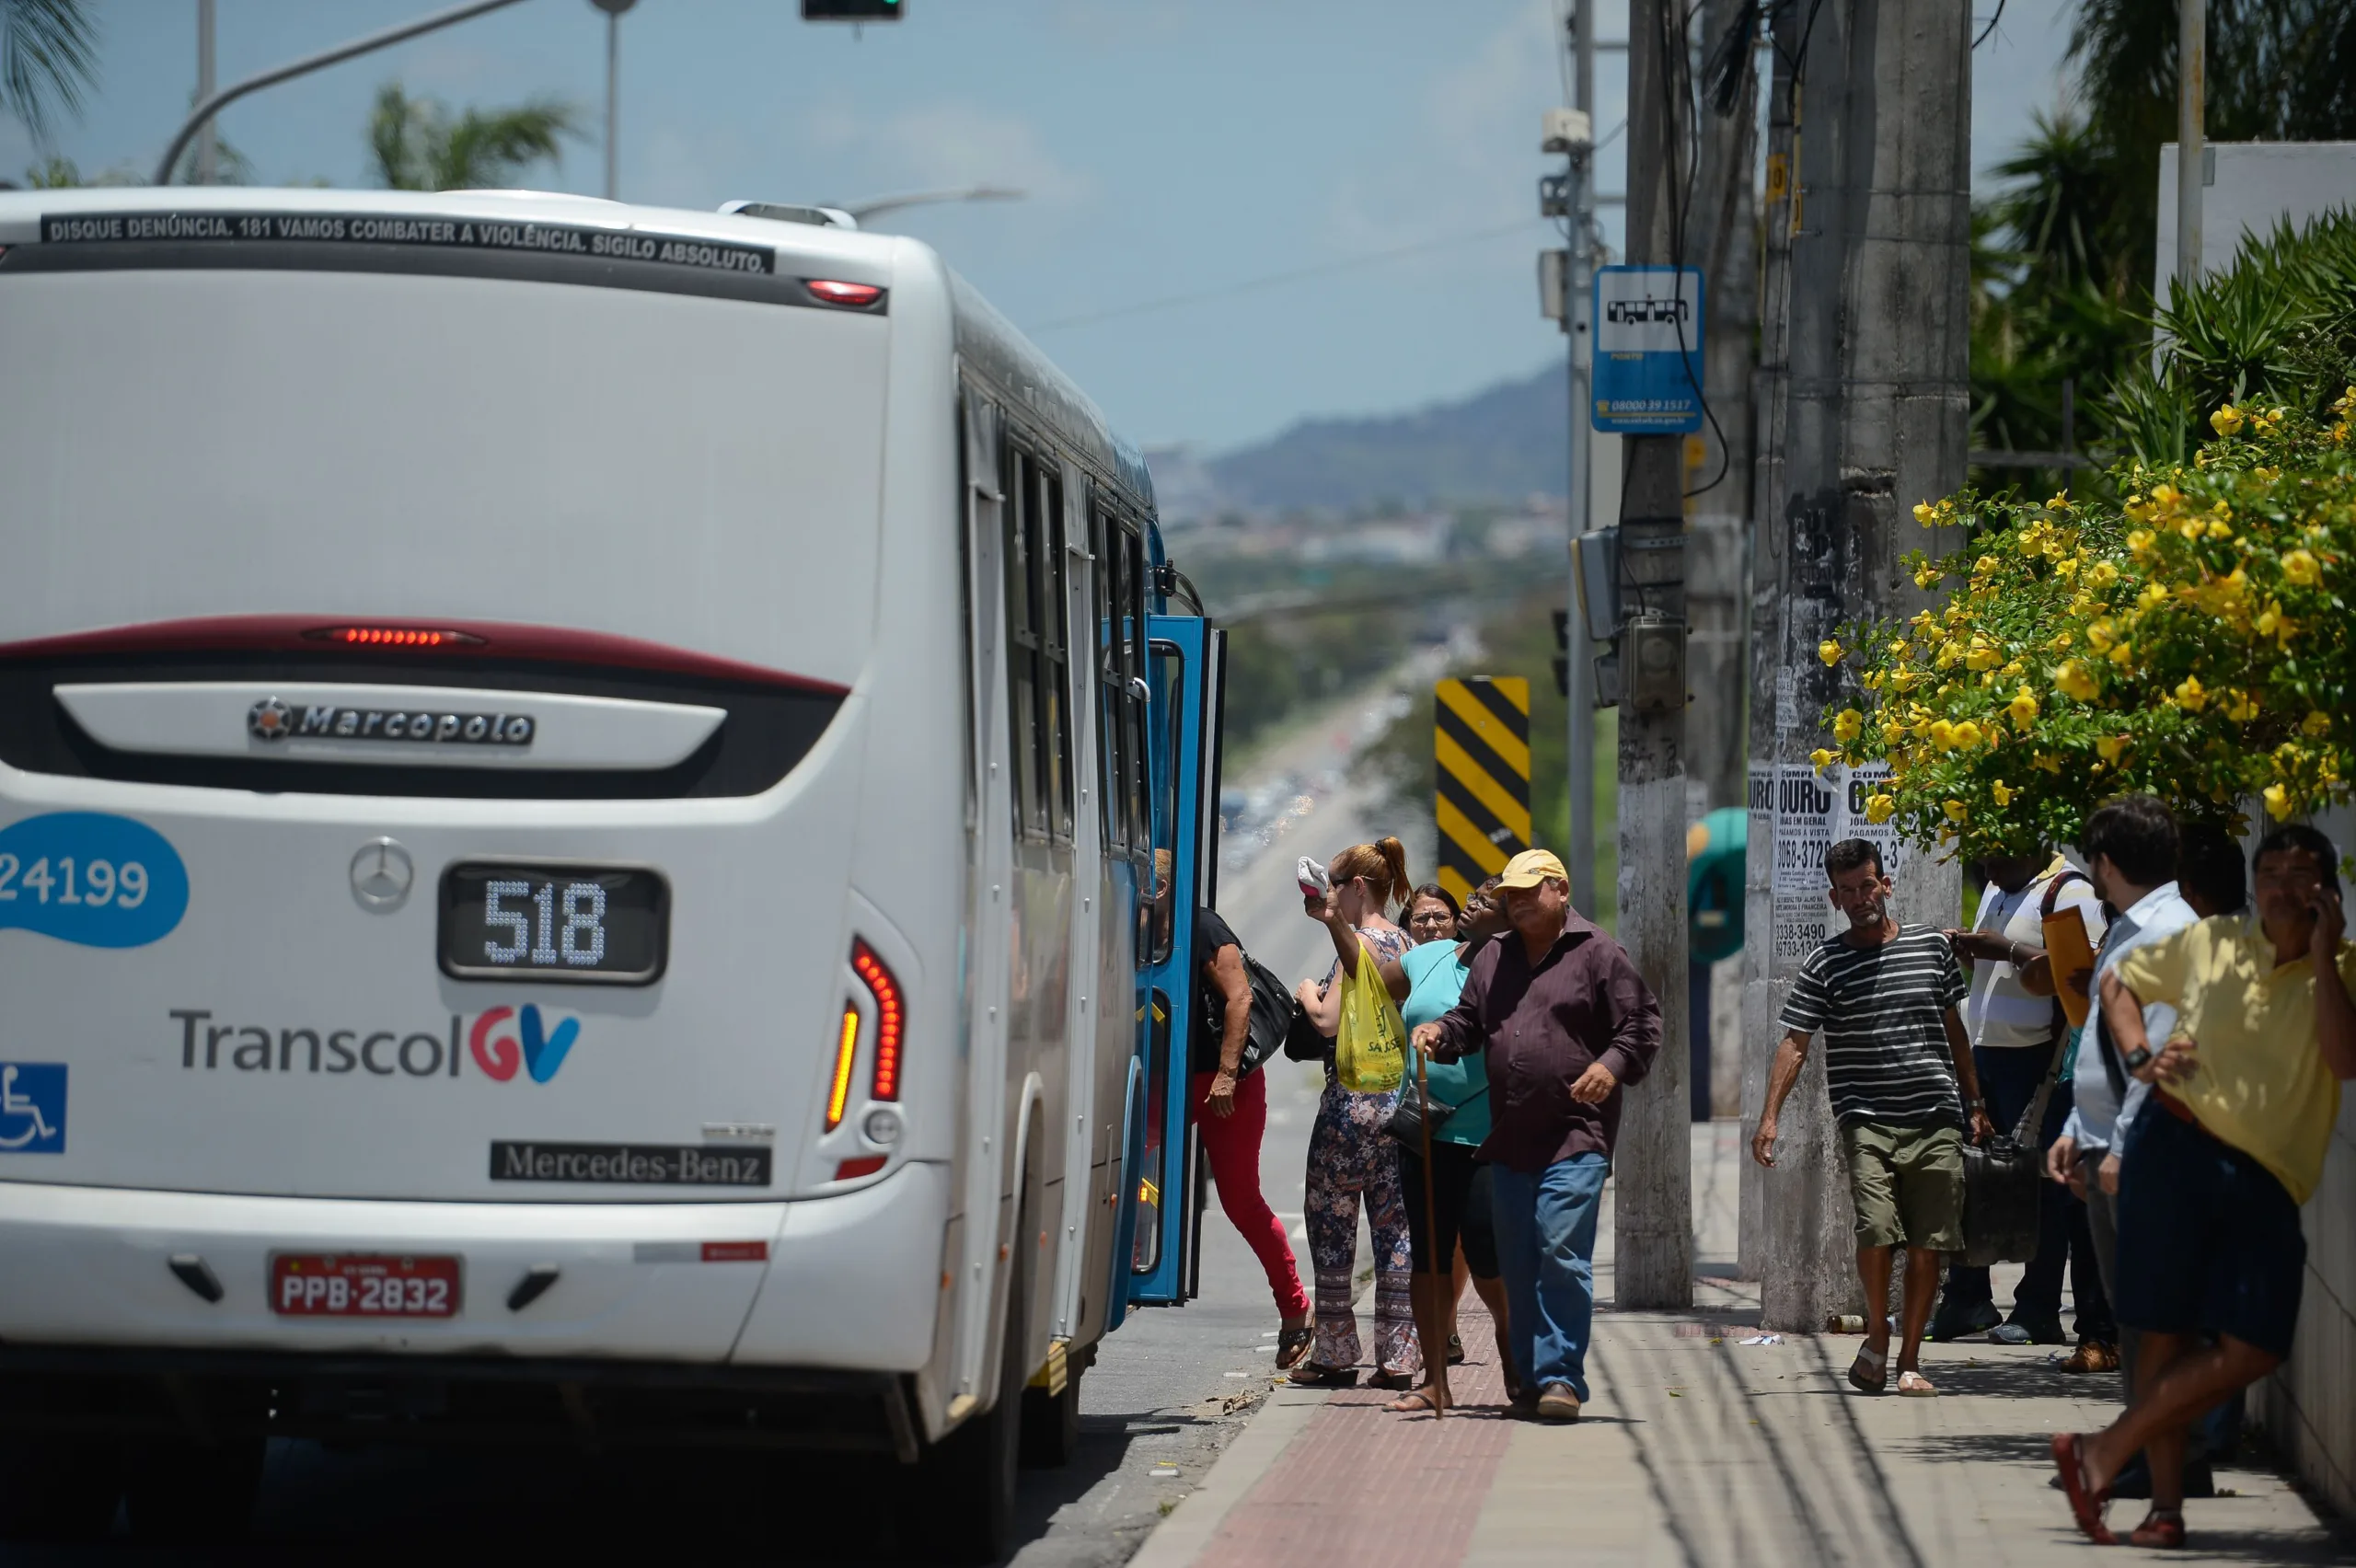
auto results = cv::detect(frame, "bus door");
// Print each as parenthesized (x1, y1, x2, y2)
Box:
(1123, 613, 1225, 1308)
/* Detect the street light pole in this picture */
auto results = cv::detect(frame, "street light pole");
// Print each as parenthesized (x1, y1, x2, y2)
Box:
(831, 186, 1026, 224)
(155, 0, 536, 187)
(194, 0, 216, 186)
(592, 0, 636, 202)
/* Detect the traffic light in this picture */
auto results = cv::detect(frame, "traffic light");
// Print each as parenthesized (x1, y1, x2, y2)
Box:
(803, 0, 903, 17)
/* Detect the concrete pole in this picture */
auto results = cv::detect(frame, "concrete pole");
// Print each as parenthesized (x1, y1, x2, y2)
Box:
(2175, 0, 2203, 286)
(1612, 0, 1694, 1312)
(1566, 0, 1600, 919)
(1751, 0, 1971, 1332)
(194, 0, 217, 186)
(604, 8, 620, 202)
(1684, 0, 1759, 820)
(1738, 4, 1798, 1284)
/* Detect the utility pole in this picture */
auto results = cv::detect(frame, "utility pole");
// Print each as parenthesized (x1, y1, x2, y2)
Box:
(1565, 0, 1600, 919)
(1612, 0, 1693, 1312)
(194, 0, 217, 185)
(2176, 0, 2204, 285)
(1738, 2, 1799, 1285)
(1685, 0, 1760, 819)
(1749, 0, 1972, 1332)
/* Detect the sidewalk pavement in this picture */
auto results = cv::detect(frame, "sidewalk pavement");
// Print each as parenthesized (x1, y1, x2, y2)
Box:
(1132, 1123, 2353, 1568)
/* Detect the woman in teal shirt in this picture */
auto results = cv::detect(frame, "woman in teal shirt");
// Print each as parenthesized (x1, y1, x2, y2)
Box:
(1385, 878, 1513, 1413)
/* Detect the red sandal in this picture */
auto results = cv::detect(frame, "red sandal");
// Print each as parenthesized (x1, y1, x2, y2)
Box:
(2050, 1433, 2116, 1544)
(2127, 1509, 2185, 1550)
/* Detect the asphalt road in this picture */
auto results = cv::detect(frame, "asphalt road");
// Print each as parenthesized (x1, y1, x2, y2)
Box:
(0, 680, 1420, 1568)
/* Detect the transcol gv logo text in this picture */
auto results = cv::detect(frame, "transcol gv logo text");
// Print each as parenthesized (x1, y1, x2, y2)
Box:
(171, 1005, 582, 1083)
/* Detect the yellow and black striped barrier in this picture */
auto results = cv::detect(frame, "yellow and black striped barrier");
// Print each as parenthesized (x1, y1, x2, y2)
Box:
(1434, 676, 1531, 905)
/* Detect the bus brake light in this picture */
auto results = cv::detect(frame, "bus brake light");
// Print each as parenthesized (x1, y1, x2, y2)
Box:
(305, 626, 485, 648)
(850, 940, 902, 1100)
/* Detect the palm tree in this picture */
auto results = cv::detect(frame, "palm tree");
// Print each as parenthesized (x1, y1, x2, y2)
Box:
(0, 0, 98, 145)
(367, 84, 585, 192)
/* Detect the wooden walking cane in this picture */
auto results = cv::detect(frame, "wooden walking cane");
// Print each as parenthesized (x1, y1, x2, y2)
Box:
(1414, 1046, 1450, 1417)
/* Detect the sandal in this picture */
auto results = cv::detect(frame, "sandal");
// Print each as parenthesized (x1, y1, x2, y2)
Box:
(1287, 1363, 1359, 1389)
(2126, 1509, 2185, 1550)
(1386, 1388, 1445, 1415)
(1895, 1370, 1938, 1397)
(2050, 1432, 2116, 1544)
(1847, 1343, 1888, 1393)
(1366, 1367, 1415, 1391)
(1276, 1318, 1314, 1371)
(1446, 1332, 1466, 1366)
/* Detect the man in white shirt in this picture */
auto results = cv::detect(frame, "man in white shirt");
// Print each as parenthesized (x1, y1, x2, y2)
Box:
(1932, 849, 2108, 1344)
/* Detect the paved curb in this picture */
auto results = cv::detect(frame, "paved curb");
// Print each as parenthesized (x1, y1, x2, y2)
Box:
(1126, 1383, 1325, 1568)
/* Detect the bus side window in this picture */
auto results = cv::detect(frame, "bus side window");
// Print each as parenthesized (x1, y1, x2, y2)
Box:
(1037, 464, 1074, 842)
(1146, 639, 1184, 966)
(1123, 529, 1151, 856)
(1004, 449, 1044, 839)
(1092, 506, 1126, 849)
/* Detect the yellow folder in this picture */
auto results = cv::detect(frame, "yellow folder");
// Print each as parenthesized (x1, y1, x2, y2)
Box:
(2043, 904, 2096, 1030)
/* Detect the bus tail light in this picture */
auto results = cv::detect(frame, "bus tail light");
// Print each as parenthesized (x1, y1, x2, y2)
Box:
(825, 1005, 859, 1131)
(804, 279, 884, 309)
(851, 940, 903, 1100)
(304, 625, 485, 648)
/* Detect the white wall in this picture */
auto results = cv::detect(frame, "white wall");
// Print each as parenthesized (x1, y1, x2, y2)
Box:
(2250, 801, 2356, 1518)
(2154, 141, 2356, 300)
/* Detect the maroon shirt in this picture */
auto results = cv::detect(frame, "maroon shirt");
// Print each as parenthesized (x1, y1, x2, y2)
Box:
(1427, 912, 1662, 1172)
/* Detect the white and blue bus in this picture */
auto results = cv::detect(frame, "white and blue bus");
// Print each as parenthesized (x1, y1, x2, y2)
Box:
(0, 188, 1225, 1559)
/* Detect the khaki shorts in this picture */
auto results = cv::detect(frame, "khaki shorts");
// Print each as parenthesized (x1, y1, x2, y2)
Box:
(1840, 1121, 1965, 1251)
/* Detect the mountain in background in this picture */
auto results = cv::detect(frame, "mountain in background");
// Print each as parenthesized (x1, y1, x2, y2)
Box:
(1151, 363, 1566, 521)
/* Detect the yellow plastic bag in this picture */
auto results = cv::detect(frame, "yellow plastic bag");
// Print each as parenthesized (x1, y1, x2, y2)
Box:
(1334, 946, 1407, 1094)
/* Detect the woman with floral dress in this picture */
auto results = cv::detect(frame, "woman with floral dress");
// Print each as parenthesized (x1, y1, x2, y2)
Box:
(1288, 836, 1422, 1389)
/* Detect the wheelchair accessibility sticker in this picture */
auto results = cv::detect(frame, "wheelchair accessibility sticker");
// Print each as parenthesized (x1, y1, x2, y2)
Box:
(0, 1063, 65, 1154)
(0, 813, 189, 949)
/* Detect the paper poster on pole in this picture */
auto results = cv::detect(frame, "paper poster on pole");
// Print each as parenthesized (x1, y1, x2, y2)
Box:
(1591, 264, 1704, 433)
(1766, 761, 1912, 974)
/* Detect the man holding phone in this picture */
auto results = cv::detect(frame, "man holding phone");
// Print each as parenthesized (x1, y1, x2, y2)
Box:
(2053, 824, 2356, 1550)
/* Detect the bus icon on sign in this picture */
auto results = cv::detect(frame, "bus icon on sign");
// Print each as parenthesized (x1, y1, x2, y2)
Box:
(1603, 296, 1691, 326)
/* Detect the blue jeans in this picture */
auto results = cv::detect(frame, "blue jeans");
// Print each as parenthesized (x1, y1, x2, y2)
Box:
(1489, 1154, 1609, 1401)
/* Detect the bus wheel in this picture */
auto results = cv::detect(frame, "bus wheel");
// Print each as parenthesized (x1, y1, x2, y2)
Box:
(907, 1239, 1027, 1562)
(0, 1435, 121, 1540)
(1019, 1366, 1080, 1470)
(122, 1435, 265, 1544)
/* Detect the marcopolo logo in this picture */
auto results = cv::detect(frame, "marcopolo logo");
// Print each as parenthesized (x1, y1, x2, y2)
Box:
(173, 1005, 581, 1083)
(247, 696, 535, 747)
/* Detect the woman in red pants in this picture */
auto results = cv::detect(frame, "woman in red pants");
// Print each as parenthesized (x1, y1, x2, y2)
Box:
(1190, 899, 1315, 1368)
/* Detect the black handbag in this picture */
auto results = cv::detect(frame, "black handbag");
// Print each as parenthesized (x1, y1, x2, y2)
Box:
(1279, 995, 1332, 1064)
(1958, 870, 2083, 1267)
(1384, 1075, 1488, 1148)
(1236, 951, 1297, 1076)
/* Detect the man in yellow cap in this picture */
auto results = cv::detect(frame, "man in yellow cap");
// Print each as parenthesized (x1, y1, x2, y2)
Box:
(1413, 847, 1661, 1422)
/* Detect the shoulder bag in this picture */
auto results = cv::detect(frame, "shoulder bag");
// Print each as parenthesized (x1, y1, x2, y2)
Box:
(1959, 869, 2085, 1267)
(1384, 1076, 1488, 1147)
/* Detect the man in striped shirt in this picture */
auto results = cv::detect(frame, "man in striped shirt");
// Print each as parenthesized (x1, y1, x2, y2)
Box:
(1753, 838, 1994, 1396)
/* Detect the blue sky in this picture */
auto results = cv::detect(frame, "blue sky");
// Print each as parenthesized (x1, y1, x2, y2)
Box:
(6, 0, 2078, 451)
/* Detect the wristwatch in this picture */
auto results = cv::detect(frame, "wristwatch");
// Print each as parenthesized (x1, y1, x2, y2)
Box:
(2121, 1044, 2154, 1072)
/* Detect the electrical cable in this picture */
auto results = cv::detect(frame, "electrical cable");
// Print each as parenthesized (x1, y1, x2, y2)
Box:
(1027, 219, 1543, 333)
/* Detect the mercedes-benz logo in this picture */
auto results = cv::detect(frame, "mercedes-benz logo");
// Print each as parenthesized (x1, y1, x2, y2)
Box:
(248, 698, 294, 742)
(350, 838, 414, 912)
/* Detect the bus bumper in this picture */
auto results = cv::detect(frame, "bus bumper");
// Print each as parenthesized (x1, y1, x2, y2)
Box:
(0, 1164, 950, 1454)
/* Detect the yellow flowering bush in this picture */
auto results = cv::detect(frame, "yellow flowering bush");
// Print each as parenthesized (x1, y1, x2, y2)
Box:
(1824, 394, 2354, 857)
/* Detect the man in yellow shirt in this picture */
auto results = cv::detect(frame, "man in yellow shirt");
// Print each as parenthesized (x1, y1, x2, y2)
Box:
(2053, 824, 2356, 1549)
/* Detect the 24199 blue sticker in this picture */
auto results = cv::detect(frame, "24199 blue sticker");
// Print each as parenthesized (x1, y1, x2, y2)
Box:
(0, 813, 188, 948)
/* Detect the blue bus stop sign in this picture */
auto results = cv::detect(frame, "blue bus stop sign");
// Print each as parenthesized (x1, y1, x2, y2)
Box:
(1592, 264, 1704, 434)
